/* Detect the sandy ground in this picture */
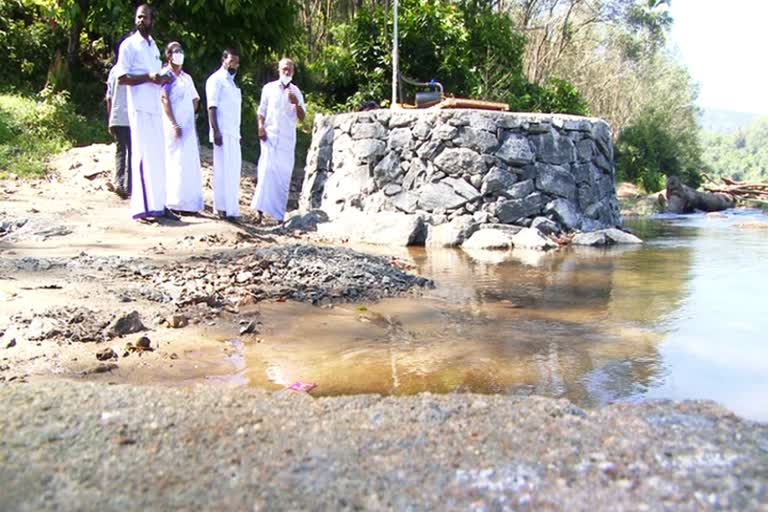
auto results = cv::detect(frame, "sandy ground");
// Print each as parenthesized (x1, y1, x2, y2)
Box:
(1, 145, 767, 510)
(1, 144, 307, 385)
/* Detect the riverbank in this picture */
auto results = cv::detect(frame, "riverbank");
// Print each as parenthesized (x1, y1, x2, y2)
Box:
(0, 144, 431, 386)
(616, 182, 665, 217)
(2, 381, 766, 511)
(2, 144, 767, 509)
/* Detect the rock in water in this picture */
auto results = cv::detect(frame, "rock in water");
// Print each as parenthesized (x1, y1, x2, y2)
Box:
(461, 229, 514, 250)
(571, 228, 642, 246)
(511, 227, 558, 250)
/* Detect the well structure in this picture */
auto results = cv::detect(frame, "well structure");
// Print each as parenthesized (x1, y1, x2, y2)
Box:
(300, 109, 621, 233)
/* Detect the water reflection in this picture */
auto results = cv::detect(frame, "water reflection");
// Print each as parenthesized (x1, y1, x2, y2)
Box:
(238, 210, 768, 421)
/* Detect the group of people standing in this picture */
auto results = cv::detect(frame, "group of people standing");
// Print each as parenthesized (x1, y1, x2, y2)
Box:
(105, 4, 305, 224)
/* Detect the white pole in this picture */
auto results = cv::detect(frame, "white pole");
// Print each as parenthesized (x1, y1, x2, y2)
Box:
(391, 0, 399, 109)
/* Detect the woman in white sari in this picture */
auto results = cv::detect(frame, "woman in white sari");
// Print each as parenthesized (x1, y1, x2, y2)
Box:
(161, 41, 203, 214)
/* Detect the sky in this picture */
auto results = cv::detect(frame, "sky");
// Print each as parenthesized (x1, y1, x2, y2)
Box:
(668, 0, 768, 115)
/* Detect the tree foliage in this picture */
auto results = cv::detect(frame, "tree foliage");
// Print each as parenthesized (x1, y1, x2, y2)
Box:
(304, 0, 587, 114)
(701, 118, 768, 183)
(1, 0, 709, 190)
(615, 109, 702, 192)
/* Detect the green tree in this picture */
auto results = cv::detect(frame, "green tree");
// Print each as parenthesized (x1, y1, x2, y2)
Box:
(701, 117, 768, 183)
(616, 107, 703, 192)
(305, 0, 586, 113)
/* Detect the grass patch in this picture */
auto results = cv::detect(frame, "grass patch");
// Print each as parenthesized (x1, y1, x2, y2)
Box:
(0, 90, 108, 178)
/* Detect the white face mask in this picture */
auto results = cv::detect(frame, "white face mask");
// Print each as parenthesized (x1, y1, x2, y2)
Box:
(279, 73, 292, 86)
(171, 53, 184, 66)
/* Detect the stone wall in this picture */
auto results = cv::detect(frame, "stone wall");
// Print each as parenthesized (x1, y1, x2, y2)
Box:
(300, 109, 622, 235)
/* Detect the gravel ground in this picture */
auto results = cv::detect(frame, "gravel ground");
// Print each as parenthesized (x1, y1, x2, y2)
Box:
(1, 381, 766, 511)
(127, 244, 434, 306)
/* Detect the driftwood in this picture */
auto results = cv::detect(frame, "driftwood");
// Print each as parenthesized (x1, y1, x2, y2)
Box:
(702, 175, 768, 202)
(665, 176, 736, 213)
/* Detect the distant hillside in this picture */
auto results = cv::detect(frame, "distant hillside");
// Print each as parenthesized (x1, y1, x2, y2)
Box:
(699, 108, 761, 133)
(701, 116, 768, 183)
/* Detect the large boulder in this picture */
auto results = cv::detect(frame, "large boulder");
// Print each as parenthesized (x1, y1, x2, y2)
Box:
(511, 227, 558, 251)
(461, 228, 514, 250)
(571, 228, 643, 246)
(495, 193, 544, 224)
(535, 164, 576, 199)
(546, 198, 582, 230)
(496, 134, 534, 166)
(351, 138, 386, 163)
(417, 182, 467, 211)
(533, 131, 576, 165)
(317, 210, 427, 246)
(426, 216, 478, 248)
(481, 167, 517, 195)
(433, 148, 486, 175)
(665, 176, 736, 213)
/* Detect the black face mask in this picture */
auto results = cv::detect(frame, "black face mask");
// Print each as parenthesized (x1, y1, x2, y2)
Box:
(227, 67, 237, 76)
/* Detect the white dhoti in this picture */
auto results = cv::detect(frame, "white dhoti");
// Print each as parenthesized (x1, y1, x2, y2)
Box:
(251, 138, 294, 221)
(129, 111, 166, 219)
(164, 123, 203, 212)
(213, 135, 241, 217)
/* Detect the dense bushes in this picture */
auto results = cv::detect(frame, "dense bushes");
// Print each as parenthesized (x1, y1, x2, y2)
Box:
(0, 91, 108, 177)
(615, 110, 703, 192)
(0, 1, 66, 91)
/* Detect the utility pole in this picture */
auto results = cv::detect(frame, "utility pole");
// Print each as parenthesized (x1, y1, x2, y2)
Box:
(391, 0, 399, 108)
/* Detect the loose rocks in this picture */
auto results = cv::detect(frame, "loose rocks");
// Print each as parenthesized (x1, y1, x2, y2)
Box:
(131, 244, 433, 307)
(106, 311, 146, 339)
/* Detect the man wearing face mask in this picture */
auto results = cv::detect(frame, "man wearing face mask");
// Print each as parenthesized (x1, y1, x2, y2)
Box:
(251, 57, 305, 224)
(115, 4, 174, 222)
(206, 48, 242, 220)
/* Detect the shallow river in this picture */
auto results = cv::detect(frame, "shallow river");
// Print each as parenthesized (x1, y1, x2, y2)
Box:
(226, 210, 768, 421)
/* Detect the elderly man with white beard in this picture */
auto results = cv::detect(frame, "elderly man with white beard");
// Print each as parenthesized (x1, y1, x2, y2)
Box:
(251, 58, 305, 224)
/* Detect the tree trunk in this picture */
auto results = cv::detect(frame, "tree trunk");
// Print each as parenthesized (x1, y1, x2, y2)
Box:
(66, 0, 90, 79)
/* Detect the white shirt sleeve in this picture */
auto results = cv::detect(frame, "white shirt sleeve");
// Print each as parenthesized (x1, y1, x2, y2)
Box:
(206, 75, 221, 109)
(258, 84, 269, 118)
(114, 41, 133, 79)
(105, 68, 115, 100)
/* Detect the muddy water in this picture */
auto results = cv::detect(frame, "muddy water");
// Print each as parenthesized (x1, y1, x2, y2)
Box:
(229, 211, 768, 421)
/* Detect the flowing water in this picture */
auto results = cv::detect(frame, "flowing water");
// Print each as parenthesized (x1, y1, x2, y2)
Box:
(226, 210, 768, 421)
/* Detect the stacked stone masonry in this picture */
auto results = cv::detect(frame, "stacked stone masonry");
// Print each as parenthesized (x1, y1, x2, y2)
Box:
(300, 109, 622, 234)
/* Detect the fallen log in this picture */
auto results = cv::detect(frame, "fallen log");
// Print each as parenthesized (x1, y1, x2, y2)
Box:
(702, 176, 768, 201)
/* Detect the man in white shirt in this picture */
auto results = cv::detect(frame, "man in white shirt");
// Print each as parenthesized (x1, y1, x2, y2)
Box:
(115, 4, 173, 222)
(206, 48, 242, 220)
(105, 51, 131, 199)
(251, 58, 305, 224)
